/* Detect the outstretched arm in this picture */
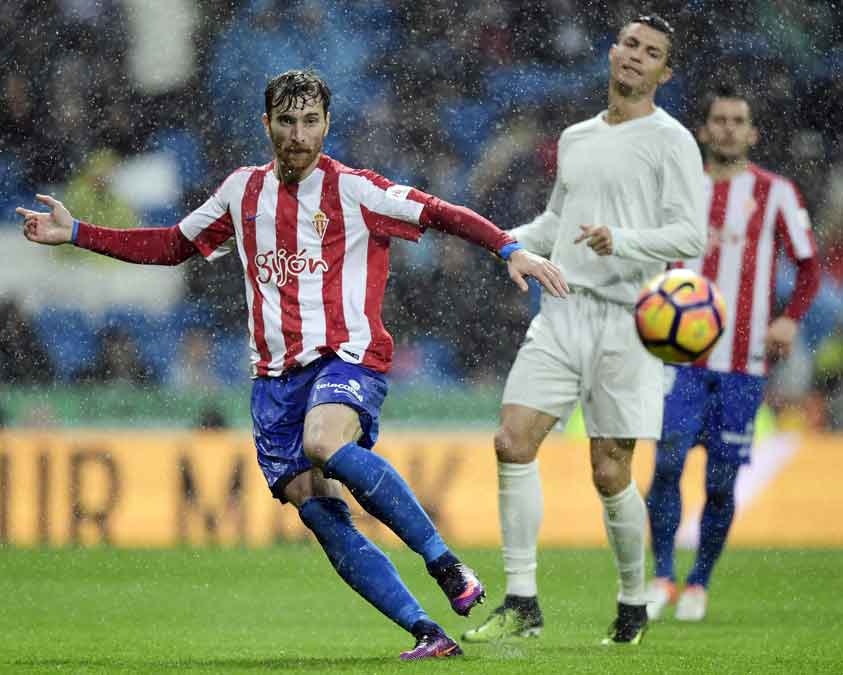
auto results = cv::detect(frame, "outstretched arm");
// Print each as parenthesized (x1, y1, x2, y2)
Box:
(421, 197, 568, 297)
(18, 194, 198, 265)
(355, 169, 567, 297)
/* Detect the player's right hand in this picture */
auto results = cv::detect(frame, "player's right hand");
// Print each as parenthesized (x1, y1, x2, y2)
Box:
(507, 249, 569, 298)
(16, 194, 75, 246)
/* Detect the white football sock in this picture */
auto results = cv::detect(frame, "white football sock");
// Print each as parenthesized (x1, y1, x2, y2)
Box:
(601, 480, 647, 606)
(499, 460, 543, 598)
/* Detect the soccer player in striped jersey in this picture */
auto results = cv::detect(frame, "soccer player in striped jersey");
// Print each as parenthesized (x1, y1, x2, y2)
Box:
(464, 14, 706, 646)
(644, 87, 820, 622)
(17, 69, 567, 661)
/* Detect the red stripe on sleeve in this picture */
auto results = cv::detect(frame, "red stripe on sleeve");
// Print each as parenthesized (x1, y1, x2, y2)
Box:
(190, 212, 235, 257)
(75, 222, 197, 265)
(277, 183, 303, 369)
(420, 197, 513, 254)
(319, 167, 350, 350)
(783, 255, 820, 322)
(731, 174, 771, 372)
(353, 168, 393, 190)
(241, 169, 272, 374)
(360, 203, 424, 242)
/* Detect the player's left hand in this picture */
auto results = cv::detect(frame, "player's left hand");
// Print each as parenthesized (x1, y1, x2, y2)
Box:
(575, 224, 613, 256)
(507, 249, 569, 297)
(17, 194, 74, 246)
(765, 316, 798, 360)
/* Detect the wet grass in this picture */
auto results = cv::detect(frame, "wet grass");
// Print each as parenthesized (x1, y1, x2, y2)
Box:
(1, 546, 841, 673)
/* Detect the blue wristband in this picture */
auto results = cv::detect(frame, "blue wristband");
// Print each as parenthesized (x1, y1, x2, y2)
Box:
(71, 219, 80, 244)
(498, 242, 523, 261)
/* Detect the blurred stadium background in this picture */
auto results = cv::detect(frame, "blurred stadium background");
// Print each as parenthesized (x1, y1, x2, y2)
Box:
(4, 0, 843, 422)
(2, 1, 843, 671)
(1, 0, 842, 537)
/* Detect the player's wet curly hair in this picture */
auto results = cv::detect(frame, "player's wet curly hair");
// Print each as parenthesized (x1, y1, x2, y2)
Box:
(265, 69, 332, 117)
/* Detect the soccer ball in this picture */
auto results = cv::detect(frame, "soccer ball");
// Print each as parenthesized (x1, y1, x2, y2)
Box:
(634, 269, 727, 363)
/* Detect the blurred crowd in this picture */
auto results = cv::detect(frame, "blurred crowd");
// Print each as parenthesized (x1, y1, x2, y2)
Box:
(2, 0, 843, 428)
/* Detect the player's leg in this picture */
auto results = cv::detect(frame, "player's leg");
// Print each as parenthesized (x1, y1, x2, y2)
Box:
(497, 405, 557, 599)
(591, 437, 649, 644)
(251, 370, 460, 659)
(586, 295, 664, 644)
(302, 358, 484, 617)
(675, 458, 739, 621)
(645, 366, 708, 618)
(647, 443, 690, 581)
(288, 471, 461, 660)
(644, 438, 687, 618)
(464, 309, 578, 643)
(678, 371, 764, 621)
(462, 403, 557, 643)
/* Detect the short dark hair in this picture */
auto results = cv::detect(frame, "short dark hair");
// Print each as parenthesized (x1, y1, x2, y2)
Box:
(623, 13, 675, 66)
(700, 83, 755, 125)
(264, 69, 331, 117)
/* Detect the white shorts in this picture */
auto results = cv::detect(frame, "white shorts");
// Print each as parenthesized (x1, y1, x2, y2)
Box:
(502, 290, 664, 439)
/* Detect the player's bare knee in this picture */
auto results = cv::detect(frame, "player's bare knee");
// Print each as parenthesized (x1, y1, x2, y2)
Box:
(591, 459, 625, 496)
(302, 435, 340, 467)
(284, 471, 316, 507)
(494, 425, 536, 464)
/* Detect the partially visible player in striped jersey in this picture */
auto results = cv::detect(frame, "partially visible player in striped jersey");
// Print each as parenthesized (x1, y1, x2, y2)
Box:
(645, 86, 820, 622)
(17, 69, 566, 661)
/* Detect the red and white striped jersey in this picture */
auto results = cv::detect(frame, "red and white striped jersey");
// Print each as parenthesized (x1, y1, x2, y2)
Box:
(178, 155, 429, 376)
(685, 163, 816, 376)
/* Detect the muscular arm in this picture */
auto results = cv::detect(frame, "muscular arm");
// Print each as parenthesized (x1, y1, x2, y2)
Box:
(75, 221, 198, 265)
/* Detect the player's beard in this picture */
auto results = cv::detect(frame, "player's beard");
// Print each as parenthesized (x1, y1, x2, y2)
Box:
(709, 148, 747, 165)
(271, 133, 322, 182)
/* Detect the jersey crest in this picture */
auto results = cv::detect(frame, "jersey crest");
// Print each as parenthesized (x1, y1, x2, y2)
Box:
(313, 210, 329, 240)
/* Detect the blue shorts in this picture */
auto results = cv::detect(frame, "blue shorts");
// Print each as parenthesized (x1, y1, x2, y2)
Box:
(660, 365, 766, 465)
(250, 353, 388, 501)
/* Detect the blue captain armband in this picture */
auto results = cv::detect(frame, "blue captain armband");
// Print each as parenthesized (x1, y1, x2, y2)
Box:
(71, 218, 80, 244)
(498, 242, 523, 261)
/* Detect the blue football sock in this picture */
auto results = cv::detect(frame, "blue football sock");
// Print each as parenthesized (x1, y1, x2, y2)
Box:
(646, 440, 687, 580)
(687, 462, 739, 588)
(426, 551, 459, 578)
(323, 442, 449, 564)
(298, 496, 429, 632)
(410, 619, 445, 640)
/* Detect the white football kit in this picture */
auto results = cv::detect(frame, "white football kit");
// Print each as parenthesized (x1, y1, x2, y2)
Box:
(504, 107, 706, 438)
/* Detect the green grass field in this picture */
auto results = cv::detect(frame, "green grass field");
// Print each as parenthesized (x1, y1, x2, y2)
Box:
(1, 546, 841, 673)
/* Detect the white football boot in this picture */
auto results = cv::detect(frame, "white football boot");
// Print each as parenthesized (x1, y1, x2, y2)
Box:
(675, 584, 707, 621)
(645, 577, 676, 621)
(645, 577, 677, 620)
